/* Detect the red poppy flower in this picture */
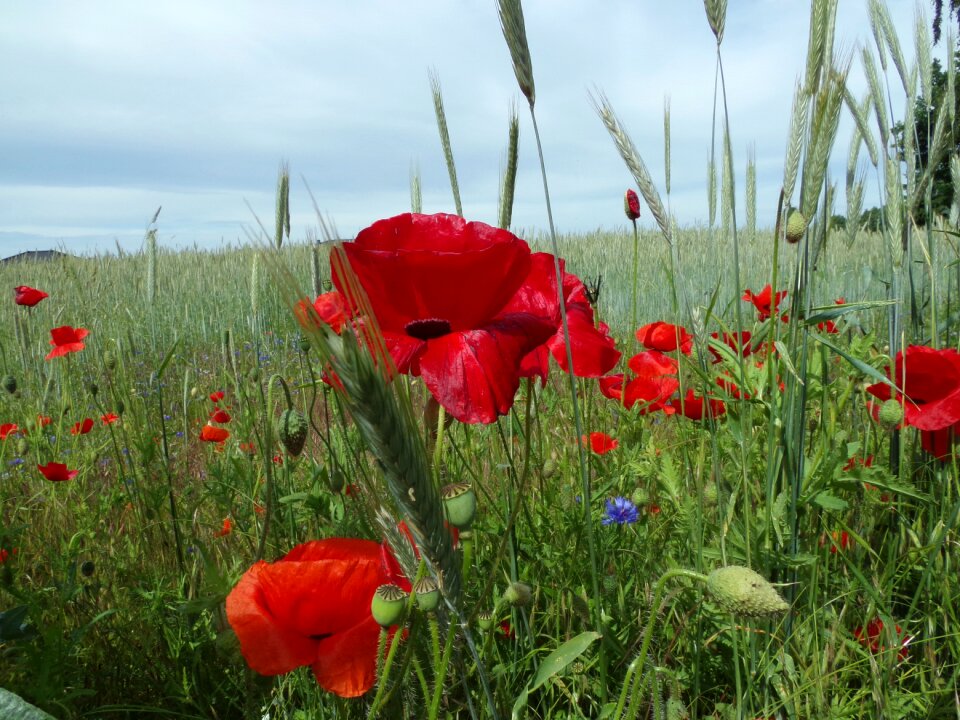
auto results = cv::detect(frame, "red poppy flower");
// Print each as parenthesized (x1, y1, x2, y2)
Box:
(240, 441, 257, 455)
(215, 517, 233, 537)
(0, 547, 17, 564)
(843, 455, 873, 472)
(45, 325, 89, 360)
(866, 345, 960, 459)
(668, 389, 726, 420)
(853, 617, 910, 660)
(636, 321, 693, 355)
(101, 413, 119, 425)
(742, 284, 787, 321)
(38, 461, 78, 482)
(226, 538, 408, 697)
(599, 350, 680, 414)
(624, 189, 641, 221)
(709, 331, 753, 363)
(295, 291, 350, 334)
(333, 213, 555, 424)
(209, 390, 225, 403)
(820, 529, 851, 554)
(37, 415, 52, 428)
(0, 423, 19, 440)
(583, 431, 618, 454)
(210, 408, 232, 424)
(14, 285, 48, 307)
(504, 253, 620, 383)
(71, 418, 94, 435)
(200, 424, 230, 443)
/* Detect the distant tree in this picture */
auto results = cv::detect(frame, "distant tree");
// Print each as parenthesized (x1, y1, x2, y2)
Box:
(830, 214, 847, 231)
(893, 50, 960, 224)
(933, 0, 960, 44)
(860, 207, 885, 232)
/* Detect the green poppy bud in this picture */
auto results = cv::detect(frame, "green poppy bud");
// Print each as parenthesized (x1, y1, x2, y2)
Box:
(80, 560, 95, 577)
(371, 584, 408, 627)
(442, 482, 476, 530)
(706, 565, 789, 617)
(878, 399, 903, 429)
(88, 382, 99, 398)
(702, 482, 718, 508)
(785, 209, 806, 244)
(116, 400, 125, 416)
(104, 351, 117, 371)
(630, 487, 649, 507)
(414, 576, 441, 612)
(503, 582, 532, 608)
(1, 375, 17, 395)
(297, 333, 311, 354)
(277, 409, 308, 457)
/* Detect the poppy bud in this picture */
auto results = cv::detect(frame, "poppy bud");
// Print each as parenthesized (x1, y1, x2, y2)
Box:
(80, 560, 95, 577)
(88, 382, 99, 398)
(116, 400, 125, 416)
(328, 464, 345, 494)
(624, 189, 641, 221)
(1, 375, 16, 395)
(297, 333, 311, 354)
(878, 399, 903, 429)
(476, 611, 494, 631)
(371, 584, 408, 627)
(503, 582, 532, 608)
(785, 209, 806, 244)
(190, 386, 199, 399)
(630, 487, 649, 507)
(706, 565, 789, 617)
(702, 482, 718, 508)
(104, 351, 117, 371)
(442, 482, 477, 530)
(277, 409, 308, 457)
(414, 576, 441, 612)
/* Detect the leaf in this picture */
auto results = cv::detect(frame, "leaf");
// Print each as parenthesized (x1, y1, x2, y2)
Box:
(803, 299, 894, 324)
(512, 631, 601, 719)
(810, 332, 898, 391)
(812, 492, 848, 511)
(0, 688, 56, 720)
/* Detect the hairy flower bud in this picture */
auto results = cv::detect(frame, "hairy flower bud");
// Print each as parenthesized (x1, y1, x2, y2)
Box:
(785, 209, 806, 244)
(706, 565, 789, 617)
(277, 409, 308, 457)
(878, 399, 903, 429)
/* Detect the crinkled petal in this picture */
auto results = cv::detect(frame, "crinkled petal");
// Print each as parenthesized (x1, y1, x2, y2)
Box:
(548, 309, 621, 377)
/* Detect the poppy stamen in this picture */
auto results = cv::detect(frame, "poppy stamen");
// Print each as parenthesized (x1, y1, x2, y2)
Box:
(405, 318, 452, 341)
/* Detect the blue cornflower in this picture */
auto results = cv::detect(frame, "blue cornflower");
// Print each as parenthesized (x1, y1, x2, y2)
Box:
(602, 496, 639, 526)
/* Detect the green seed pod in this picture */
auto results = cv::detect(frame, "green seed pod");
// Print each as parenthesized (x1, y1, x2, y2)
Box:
(104, 351, 117, 372)
(414, 576, 440, 612)
(116, 400, 125, 416)
(878, 399, 904, 429)
(442, 482, 476, 530)
(277, 409, 308, 457)
(503, 582, 532, 608)
(630, 487, 650, 507)
(706, 565, 789, 617)
(1, 375, 17, 395)
(476, 611, 494, 631)
(785, 209, 807, 244)
(297, 333, 311, 354)
(371, 584, 408, 627)
(702, 482, 718, 508)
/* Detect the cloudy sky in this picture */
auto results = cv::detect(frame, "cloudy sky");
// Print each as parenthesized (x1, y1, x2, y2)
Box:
(0, 1, 933, 257)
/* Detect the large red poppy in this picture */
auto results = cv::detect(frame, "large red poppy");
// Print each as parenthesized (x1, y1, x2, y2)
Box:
(866, 345, 960, 458)
(742, 284, 787, 321)
(38, 462, 78, 482)
(226, 538, 407, 697)
(668, 389, 726, 420)
(71, 418, 94, 435)
(0, 423, 20, 440)
(333, 213, 555, 424)
(45, 325, 89, 360)
(14, 285, 48, 307)
(503, 252, 620, 383)
(200, 424, 230, 443)
(582, 431, 618, 454)
(598, 350, 680, 413)
(636, 321, 692, 355)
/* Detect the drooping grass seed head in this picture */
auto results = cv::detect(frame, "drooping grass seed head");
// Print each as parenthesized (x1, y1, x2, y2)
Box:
(371, 584, 408, 627)
(442, 482, 477, 530)
(706, 565, 789, 617)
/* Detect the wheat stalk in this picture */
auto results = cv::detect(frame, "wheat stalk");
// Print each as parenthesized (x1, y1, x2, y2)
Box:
(861, 47, 890, 149)
(410, 162, 422, 214)
(498, 104, 520, 230)
(664, 97, 672, 197)
(496, 0, 535, 107)
(842, 88, 879, 167)
(745, 147, 756, 238)
(916, 3, 933, 106)
(782, 80, 808, 206)
(429, 69, 463, 217)
(703, 0, 726, 44)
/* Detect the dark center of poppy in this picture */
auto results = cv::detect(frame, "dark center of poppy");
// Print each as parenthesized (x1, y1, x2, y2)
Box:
(405, 318, 452, 341)
(310, 632, 333, 641)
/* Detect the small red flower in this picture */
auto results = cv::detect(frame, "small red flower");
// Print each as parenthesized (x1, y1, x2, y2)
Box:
(45, 325, 89, 360)
(709, 331, 753, 363)
(0, 423, 20, 440)
(636, 321, 693, 355)
(599, 350, 680, 414)
(240, 441, 257, 456)
(742, 284, 788, 321)
(497, 620, 516, 640)
(71, 418, 94, 435)
(854, 618, 910, 661)
(38, 461, 78, 482)
(0, 547, 17, 564)
(209, 390, 225, 403)
(226, 538, 409, 697)
(37, 415, 52, 428)
(209, 408, 232, 424)
(295, 292, 350, 334)
(200, 424, 230, 443)
(101, 413, 119, 425)
(624, 189, 641, 221)
(668, 389, 726, 420)
(582, 431, 618, 454)
(215, 517, 233, 537)
(820, 529, 851, 554)
(843, 455, 873, 472)
(14, 285, 48, 307)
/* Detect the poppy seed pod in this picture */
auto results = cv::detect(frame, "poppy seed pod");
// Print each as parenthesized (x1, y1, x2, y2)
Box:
(371, 584, 408, 627)
(477, 611, 494, 631)
(277, 409, 308, 456)
(1, 375, 16, 395)
(785, 209, 807, 244)
(503, 582, 532, 607)
(414, 576, 441, 612)
(624, 189, 641, 221)
(706, 565, 789, 617)
(878, 399, 904, 429)
(442, 482, 477, 530)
